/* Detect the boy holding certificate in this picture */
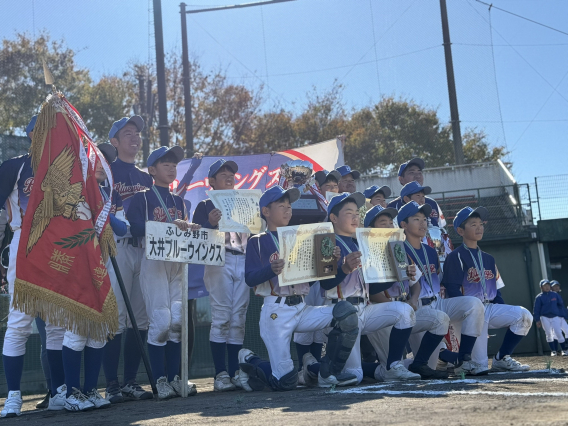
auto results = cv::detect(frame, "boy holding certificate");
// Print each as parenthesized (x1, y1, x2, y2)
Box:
(237, 186, 361, 391)
(362, 205, 449, 380)
(397, 201, 487, 375)
(192, 159, 251, 392)
(320, 193, 419, 384)
(128, 146, 200, 399)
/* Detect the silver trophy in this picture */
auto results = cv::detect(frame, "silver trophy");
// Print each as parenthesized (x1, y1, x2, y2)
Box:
(427, 224, 445, 262)
(279, 160, 314, 192)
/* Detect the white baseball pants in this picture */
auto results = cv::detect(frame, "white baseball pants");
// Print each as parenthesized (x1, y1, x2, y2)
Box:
(541, 316, 565, 344)
(293, 282, 326, 346)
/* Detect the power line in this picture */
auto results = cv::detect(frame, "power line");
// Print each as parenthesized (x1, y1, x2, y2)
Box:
(260, 6, 270, 98)
(454, 42, 568, 47)
(488, 10, 508, 152)
(368, 0, 381, 96)
(474, 0, 568, 37)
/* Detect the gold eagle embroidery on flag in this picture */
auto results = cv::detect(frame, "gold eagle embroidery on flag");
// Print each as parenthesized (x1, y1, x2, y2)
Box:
(27, 146, 89, 254)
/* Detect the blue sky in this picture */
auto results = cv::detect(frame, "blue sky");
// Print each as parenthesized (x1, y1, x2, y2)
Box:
(2, 0, 567, 185)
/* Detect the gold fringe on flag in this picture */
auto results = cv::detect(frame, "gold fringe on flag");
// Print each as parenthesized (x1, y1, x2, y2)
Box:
(30, 98, 57, 174)
(13, 278, 119, 341)
(99, 225, 117, 263)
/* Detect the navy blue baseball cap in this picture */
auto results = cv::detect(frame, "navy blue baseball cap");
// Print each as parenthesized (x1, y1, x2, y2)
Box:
(400, 181, 431, 200)
(551, 280, 560, 287)
(208, 159, 238, 179)
(26, 115, 38, 140)
(397, 201, 432, 223)
(97, 143, 117, 164)
(314, 170, 342, 186)
(108, 116, 145, 140)
(540, 279, 550, 287)
(398, 157, 425, 177)
(363, 185, 392, 200)
(260, 186, 300, 211)
(147, 146, 184, 167)
(453, 206, 489, 229)
(327, 192, 365, 219)
(335, 165, 360, 180)
(364, 205, 399, 227)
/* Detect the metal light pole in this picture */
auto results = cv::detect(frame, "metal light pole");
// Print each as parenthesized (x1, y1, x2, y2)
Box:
(154, 0, 170, 147)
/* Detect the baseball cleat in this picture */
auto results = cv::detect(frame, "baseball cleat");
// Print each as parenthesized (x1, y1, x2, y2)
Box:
(563, 351, 568, 357)
(105, 380, 124, 404)
(238, 363, 268, 391)
(232, 349, 255, 392)
(454, 356, 489, 376)
(1, 391, 22, 418)
(48, 384, 67, 411)
(86, 389, 112, 409)
(409, 362, 449, 380)
(170, 376, 197, 396)
(121, 381, 153, 401)
(374, 364, 386, 382)
(317, 372, 358, 388)
(214, 371, 237, 392)
(36, 391, 50, 409)
(491, 355, 530, 372)
(383, 361, 422, 381)
(297, 370, 306, 386)
(156, 376, 177, 400)
(301, 353, 319, 387)
(551, 351, 557, 357)
(436, 358, 449, 372)
(64, 387, 96, 412)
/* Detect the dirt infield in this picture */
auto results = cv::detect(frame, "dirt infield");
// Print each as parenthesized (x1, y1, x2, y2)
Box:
(3, 355, 568, 425)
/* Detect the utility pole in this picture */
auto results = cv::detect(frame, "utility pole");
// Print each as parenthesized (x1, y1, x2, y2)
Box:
(153, 0, 170, 147)
(137, 75, 151, 165)
(180, 0, 296, 156)
(180, 3, 194, 158)
(439, 0, 464, 165)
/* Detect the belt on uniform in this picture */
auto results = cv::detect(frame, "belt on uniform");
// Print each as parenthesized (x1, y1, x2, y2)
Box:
(421, 296, 437, 306)
(391, 296, 409, 302)
(117, 238, 138, 247)
(226, 249, 245, 256)
(274, 295, 304, 306)
(332, 297, 366, 305)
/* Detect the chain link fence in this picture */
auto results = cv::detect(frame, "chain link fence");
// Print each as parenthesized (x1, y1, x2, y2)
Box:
(534, 175, 568, 221)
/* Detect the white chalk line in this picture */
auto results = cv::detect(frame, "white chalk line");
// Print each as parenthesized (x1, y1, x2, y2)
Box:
(341, 388, 568, 397)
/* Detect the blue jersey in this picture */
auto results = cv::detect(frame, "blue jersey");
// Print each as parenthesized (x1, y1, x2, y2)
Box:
(111, 158, 153, 212)
(100, 185, 127, 237)
(442, 244, 503, 303)
(404, 242, 440, 299)
(0, 154, 34, 230)
(534, 291, 565, 323)
(387, 196, 445, 228)
(245, 231, 310, 297)
(127, 185, 187, 238)
(557, 293, 568, 320)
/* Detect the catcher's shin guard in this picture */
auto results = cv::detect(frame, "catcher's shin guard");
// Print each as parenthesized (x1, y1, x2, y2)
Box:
(320, 301, 359, 378)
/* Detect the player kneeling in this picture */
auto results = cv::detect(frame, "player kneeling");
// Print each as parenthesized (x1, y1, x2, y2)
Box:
(441, 207, 532, 372)
(128, 146, 200, 399)
(238, 186, 360, 391)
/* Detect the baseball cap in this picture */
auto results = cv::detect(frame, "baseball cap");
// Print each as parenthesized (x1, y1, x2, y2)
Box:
(327, 192, 365, 219)
(397, 201, 432, 223)
(400, 181, 432, 200)
(108, 116, 145, 140)
(26, 115, 38, 140)
(314, 170, 342, 186)
(335, 165, 360, 180)
(453, 206, 489, 229)
(208, 159, 238, 179)
(97, 143, 117, 164)
(147, 146, 184, 167)
(398, 157, 425, 177)
(551, 280, 560, 287)
(260, 186, 301, 211)
(363, 185, 392, 200)
(364, 205, 399, 227)
(540, 279, 550, 287)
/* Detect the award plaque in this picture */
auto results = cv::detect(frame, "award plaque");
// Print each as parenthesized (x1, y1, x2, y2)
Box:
(387, 240, 409, 282)
(314, 233, 337, 277)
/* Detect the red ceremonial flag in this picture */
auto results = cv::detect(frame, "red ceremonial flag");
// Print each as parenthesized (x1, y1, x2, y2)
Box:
(13, 93, 118, 340)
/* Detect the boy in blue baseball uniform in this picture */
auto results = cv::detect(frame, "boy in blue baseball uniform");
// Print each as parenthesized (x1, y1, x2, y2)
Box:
(363, 185, 391, 208)
(550, 280, 568, 351)
(314, 169, 341, 198)
(535, 279, 567, 356)
(61, 144, 126, 412)
(363, 205, 449, 380)
(320, 193, 419, 384)
(104, 116, 154, 403)
(335, 165, 360, 194)
(192, 159, 250, 392)
(238, 186, 359, 390)
(1, 116, 67, 418)
(399, 202, 487, 375)
(442, 206, 532, 372)
(128, 146, 200, 399)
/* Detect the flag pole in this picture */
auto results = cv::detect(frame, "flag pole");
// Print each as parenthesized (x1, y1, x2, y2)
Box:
(110, 256, 158, 396)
